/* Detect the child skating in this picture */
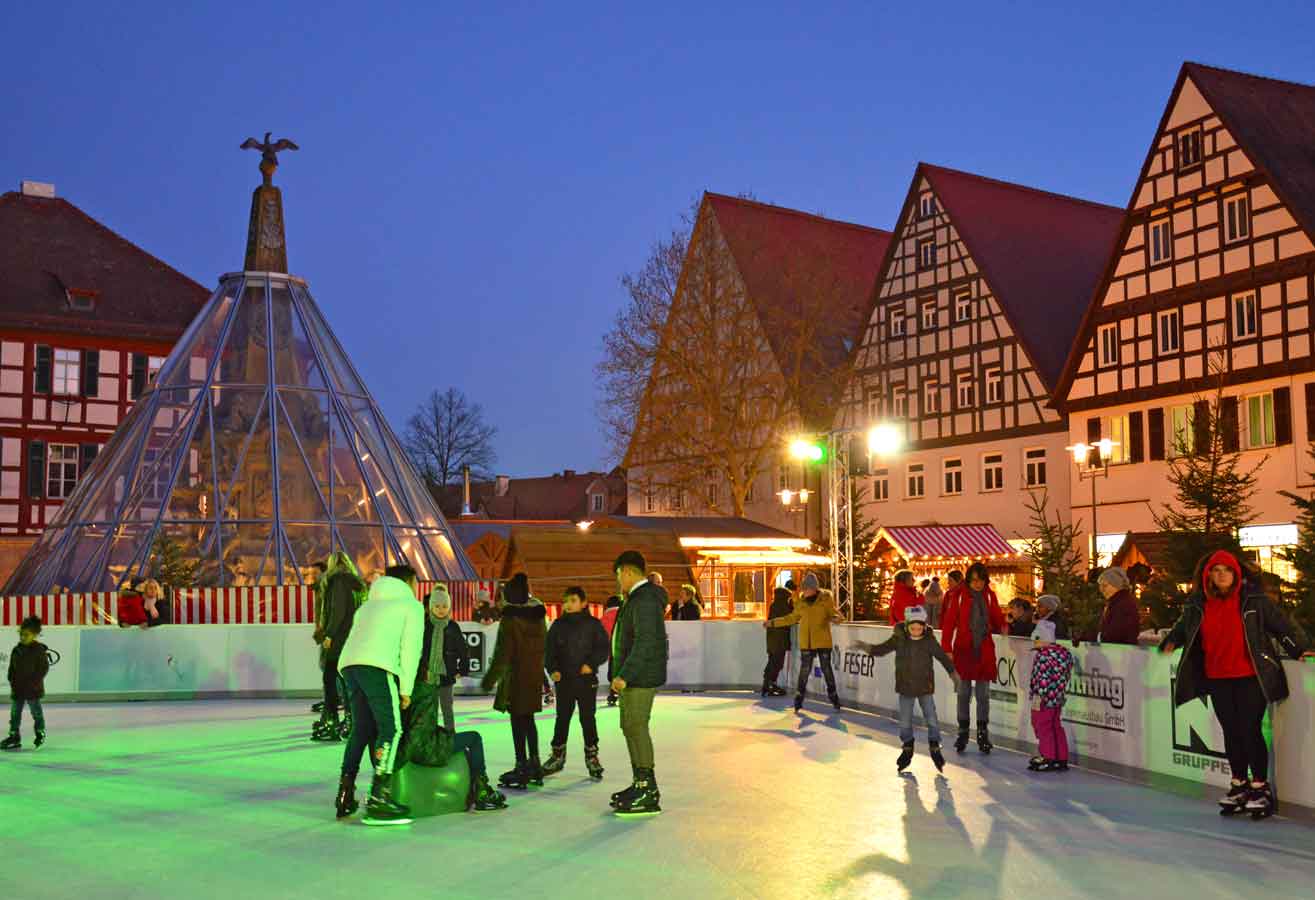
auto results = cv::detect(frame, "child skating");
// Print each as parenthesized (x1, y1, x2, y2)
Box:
(4, 616, 51, 751)
(1027, 614, 1074, 772)
(856, 606, 959, 772)
(542, 586, 611, 779)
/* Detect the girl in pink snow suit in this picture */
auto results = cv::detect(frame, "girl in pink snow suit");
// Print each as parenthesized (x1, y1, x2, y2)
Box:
(1028, 611, 1074, 772)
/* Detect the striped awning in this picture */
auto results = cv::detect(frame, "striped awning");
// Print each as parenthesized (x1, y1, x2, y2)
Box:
(874, 524, 1021, 561)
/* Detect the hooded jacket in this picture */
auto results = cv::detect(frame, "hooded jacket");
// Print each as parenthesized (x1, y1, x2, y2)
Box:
(888, 580, 923, 626)
(337, 576, 425, 692)
(768, 589, 840, 650)
(1160, 550, 1307, 706)
(481, 600, 548, 714)
(612, 581, 670, 688)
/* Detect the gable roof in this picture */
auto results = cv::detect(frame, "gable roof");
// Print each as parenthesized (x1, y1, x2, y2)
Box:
(0, 191, 209, 341)
(435, 470, 627, 521)
(913, 164, 1124, 389)
(704, 193, 892, 409)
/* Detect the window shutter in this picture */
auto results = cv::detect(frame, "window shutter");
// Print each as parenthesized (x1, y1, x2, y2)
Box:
(27, 440, 45, 499)
(1193, 400, 1210, 453)
(34, 345, 52, 394)
(1148, 408, 1166, 461)
(1128, 411, 1145, 463)
(80, 349, 100, 398)
(1273, 386, 1292, 446)
(1306, 384, 1315, 443)
(1220, 396, 1240, 453)
(80, 443, 99, 475)
(131, 353, 149, 399)
(1086, 417, 1101, 467)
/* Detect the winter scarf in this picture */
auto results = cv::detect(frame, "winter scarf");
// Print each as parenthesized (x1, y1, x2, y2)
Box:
(970, 588, 989, 653)
(426, 610, 450, 684)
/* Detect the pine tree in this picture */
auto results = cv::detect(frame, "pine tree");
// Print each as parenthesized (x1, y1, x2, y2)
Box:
(149, 531, 202, 593)
(849, 483, 883, 622)
(1278, 448, 1315, 638)
(1018, 490, 1101, 642)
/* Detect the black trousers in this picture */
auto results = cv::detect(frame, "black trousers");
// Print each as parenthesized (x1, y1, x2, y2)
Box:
(796, 649, 837, 698)
(340, 665, 402, 778)
(322, 652, 342, 710)
(552, 678, 599, 748)
(763, 649, 787, 686)
(510, 713, 539, 764)
(1207, 676, 1269, 782)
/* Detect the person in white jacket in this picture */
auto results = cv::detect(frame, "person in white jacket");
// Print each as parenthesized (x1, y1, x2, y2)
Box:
(335, 569, 424, 825)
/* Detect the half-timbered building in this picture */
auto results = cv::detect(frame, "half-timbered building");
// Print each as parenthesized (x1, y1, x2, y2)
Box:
(1055, 63, 1315, 578)
(0, 182, 208, 577)
(843, 164, 1123, 579)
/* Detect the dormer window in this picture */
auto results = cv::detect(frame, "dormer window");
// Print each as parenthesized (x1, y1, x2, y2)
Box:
(590, 493, 605, 513)
(918, 194, 937, 219)
(66, 288, 97, 312)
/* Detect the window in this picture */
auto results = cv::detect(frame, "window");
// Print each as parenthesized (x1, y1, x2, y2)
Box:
(867, 392, 884, 423)
(1024, 448, 1047, 487)
(46, 443, 79, 499)
(921, 300, 937, 330)
(873, 468, 889, 502)
(917, 239, 936, 270)
(892, 386, 908, 418)
(984, 368, 1003, 404)
(66, 289, 96, 312)
(1177, 128, 1202, 170)
(670, 488, 685, 511)
(1150, 219, 1172, 264)
(1223, 193, 1250, 244)
(982, 453, 1003, 492)
(643, 486, 657, 513)
(1246, 393, 1276, 448)
(777, 465, 789, 492)
(1156, 309, 1180, 355)
(1098, 323, 1119, 367)
(956, 373, 975, 408)
(707, 479, 719, 508)
(1169, 404, 1195, 457)
(907, 463, 925, 498)
(52, 348, 80, 396)
(889, 311, 906, 338)
(923, 381, 940, 415)
(1233, 293, 1257, 339)
(919, 194, 937, 218)
(954, 290, 972, 323)
(1106, 414, 1131, 464)
(591, 493, 605, 513)
(943, 458, 963, 495)
(744, 480, 755, 503)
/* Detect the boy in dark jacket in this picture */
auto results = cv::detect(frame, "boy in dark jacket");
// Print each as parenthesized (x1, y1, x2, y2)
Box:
(3, 616, 50, 751)
(542, 586, 611, 779)
(417, 584, 470, 733)
(857, 606, 959, 772)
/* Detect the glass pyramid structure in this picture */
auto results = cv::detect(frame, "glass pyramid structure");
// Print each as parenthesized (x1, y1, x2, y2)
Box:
(5, 271, 478, 591)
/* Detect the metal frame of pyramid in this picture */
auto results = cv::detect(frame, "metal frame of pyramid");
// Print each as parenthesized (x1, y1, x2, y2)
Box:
(5, 267, 478, 592)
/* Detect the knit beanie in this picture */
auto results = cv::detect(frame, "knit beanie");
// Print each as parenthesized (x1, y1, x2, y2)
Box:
(1031, 619, 1057, 644)
(1098, 567, 1131, 591)
(800, 572, 820, 593)
(504, 572, 530, 606)
(904, 605, 928, 624)
(1036, 594, 1061, 612)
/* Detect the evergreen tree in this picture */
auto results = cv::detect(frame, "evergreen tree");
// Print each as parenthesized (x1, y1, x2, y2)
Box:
(1018, 490, 1101, 642)
(149, 531, 202, 594)
(849, 483, 882, 622)
(1278, 448, 1315, 638)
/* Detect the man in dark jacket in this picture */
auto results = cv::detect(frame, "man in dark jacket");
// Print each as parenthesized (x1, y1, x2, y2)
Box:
(3, 616, 50, 751)
(762, 584, 793, 696)
(542, 586, 611, 778)
(609, 550, 669, 815)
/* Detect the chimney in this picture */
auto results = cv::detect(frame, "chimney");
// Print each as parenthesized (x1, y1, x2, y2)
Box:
(461, 465, 472, 517)
(495, 475, 510, 497)
(564, 469, 576, 479)
(20, 181, 55, 198)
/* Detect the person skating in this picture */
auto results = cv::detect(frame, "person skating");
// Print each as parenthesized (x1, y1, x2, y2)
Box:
(1159, 550, 1312, 819)
(3, 616, 50, 751)
(761, 583, 793, 697)
(939, 562, 1005, 753)
(480, 573, 549, 790)
(417, 584, 470, 734)
(1027, 614, 1074, 772)
(314, 551, 366, 742)
(334, 573, 425, 825)
(543, 586, 611, 779)
(308, 560, 330, 714)
(855, 606, 959, 772)
(764, 572, 842, 712)
(609, 551, 670, 816)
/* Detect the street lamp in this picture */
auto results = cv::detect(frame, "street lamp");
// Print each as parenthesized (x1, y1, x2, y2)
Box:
(867, 422, 903, 458)
(1065, 439, 1118, 569)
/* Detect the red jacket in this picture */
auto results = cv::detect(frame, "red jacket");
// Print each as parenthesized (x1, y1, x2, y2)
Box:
(939, 582, 1005, 681)
(1097, 589, 1141, 645)
(888, 581, 923, 625)
(601, 606, 619, 638)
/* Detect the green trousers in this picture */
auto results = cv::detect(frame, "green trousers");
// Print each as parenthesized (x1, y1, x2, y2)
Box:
(619, 687, 657, 770)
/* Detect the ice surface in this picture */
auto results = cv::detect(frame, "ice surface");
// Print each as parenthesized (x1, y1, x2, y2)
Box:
(3, 693, 1313, 899)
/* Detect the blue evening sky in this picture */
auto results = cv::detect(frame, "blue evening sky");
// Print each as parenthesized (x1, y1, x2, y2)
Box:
(3, 2, 1313, 477)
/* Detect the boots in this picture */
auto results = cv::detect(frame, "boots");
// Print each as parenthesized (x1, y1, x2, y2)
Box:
(1219, 780, 1249, 815)
(976, 724, 993, 754)
(0, 731, 19, 751)
(525, 755, 545, 787)
(616, 768, 661, 815)
(33, 729, 44, 750)
(769, 685, 788, 696)
(896, 741, 915, 772)
(469, 774, 508, 811)
(1245, 782, 1276, 819)
(503, 757, 544, 790)
(611, 768, 639, 809)
(954, 721, 969, 753)
(310, 711, 341, 742)
(335, 774, 359, 819)
(362, 772, 411, 826)
(337, 712, 352, 740)
(542, 745, 567, 776)
(585, 744, 604, 780)
(929, 741, 946, 772)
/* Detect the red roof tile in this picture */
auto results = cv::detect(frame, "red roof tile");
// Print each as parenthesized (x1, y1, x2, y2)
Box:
(0, 191, 209, 341)
(435, 470, 626, 521)
(918, 165, 1124, 389)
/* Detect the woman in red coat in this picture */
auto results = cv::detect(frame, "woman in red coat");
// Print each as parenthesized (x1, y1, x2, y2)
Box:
(887, 570, 923, 625)
(939, 562, 1005, 754)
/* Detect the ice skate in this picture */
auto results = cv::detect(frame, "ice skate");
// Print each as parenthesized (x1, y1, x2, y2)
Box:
(768, 685, 787, 696)
(335, 775, 358, 819)
(793, 694, 804, 713)
(0, 732, 19, 751)
(829, 692, 842, 712)
(362, 773, 411, 826)
(954, 722, 969, 753)
(470, 774, 508, 811)
(606, 690, 618, 707)
(896, 741, 914, 772)
(615, 769, 661, 816)
(542, 745, 567, 776)
(611, 768, 639, 808)
(337, 713, 352, 740)
(584, 744, 604, 780)
(1245, 782, 1275, 820)
(1028, 755, 1046, 771)
(976, 724, 993, 754)
(498, 763, 525, 788)
(929, 742, 946, 773)
(310, 712, 341, 742)
(1218, 781, 1249, 815)
(1036, 759, 1068, 772)
(33, 729, 44, 750)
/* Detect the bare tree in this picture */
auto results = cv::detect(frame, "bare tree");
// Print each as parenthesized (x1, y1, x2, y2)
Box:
(610, 198, 857, 516)
(403, 388, 498, 488)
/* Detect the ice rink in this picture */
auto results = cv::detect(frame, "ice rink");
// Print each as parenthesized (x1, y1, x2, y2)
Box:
(4, 692, 1314, 899)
